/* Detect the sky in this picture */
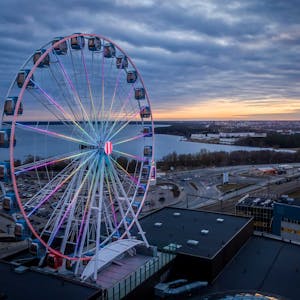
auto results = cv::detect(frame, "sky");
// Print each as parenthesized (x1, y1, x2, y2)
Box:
(1, 0, 300, 120)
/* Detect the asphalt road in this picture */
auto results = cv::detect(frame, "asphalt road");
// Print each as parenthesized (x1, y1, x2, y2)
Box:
(153, 163, 300, 209)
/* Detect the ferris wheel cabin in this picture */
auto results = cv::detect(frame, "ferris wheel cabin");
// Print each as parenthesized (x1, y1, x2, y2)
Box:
(70, 34, 85, 50)
(116, 55, 128, 69)
(0, 129, 14, 148)
(0, 161, 10, 182)
(140, 106, 151, 118)
(143, 126, 152, 137)
(127, 70, 137, 83)
(150, 162, 156, 184)
(135, 87, 145, 100)
(103, 43, 116, 58)
(132, 200, 141, 210)
(33, 49, 50, 67)
(52, 37, 68, 55)
(137, 184, 146, 196)
(144, 145, 152, 157)
(4, 97, 23, 116)
(14, 219, 30, 241)
(16, 69, 34, 88)
(2, 192, 18, 213)
(29, 239, 45, 257)
(88, 37, 101, 51)
(142, 165, 150, 180)
(47, 253, 63, 269)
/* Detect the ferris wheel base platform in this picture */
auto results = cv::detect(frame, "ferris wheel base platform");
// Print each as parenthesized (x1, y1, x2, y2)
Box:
(81, 239, 145, 281)
(79, 243, 175, 300)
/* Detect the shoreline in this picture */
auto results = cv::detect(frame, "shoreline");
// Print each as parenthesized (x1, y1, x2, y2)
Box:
(178, 136, 296, 153)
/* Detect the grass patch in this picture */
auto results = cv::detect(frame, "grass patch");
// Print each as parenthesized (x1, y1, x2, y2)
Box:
(217, 183, 251, 193)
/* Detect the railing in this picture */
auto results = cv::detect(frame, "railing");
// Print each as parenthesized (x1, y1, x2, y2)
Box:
(104, 251, 176, 300)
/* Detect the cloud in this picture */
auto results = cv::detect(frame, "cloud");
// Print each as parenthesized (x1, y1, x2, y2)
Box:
(0, 0, 300, 120)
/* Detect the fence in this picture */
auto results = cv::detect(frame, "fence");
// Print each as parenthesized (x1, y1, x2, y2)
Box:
(102, 250, 176, 300)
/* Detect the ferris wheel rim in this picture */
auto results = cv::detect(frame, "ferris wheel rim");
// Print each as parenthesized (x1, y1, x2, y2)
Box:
(8, 33, 155, 261)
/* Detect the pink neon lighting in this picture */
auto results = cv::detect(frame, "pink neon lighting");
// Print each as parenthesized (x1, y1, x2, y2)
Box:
(104, 141, 113, 155)
(16, 123, 90, 145)
(15, 151, 89, 175)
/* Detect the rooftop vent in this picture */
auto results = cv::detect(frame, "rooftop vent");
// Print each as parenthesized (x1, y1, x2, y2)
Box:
(201, 229, 209, 235)
(154, 222, 162, 227)
(163, 243, 182, 251)
(217, 218, 224, 223)
(187, 239, 199, 246)
(173, 212, 181, 216)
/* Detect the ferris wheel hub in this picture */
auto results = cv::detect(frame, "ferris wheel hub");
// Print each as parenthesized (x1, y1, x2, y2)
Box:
(104, 141, 113, 155)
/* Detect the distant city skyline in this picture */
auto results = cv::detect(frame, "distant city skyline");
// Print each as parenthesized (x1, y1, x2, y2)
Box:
(1, 0, 300, 120)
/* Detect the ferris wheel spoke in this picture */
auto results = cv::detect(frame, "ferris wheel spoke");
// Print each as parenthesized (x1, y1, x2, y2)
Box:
(23, 163, 76, 213)
(42, 166, 81, 243)
(49, 154, 98, 251)
(106, 109, 140, 141)
(107, 157, 148, 244)
(106, 161, 130, 230)
(54, 53, 98, 139)
(97, 53, 106, 140)
(102, 68, 123, 137)
(110, 156, 141, 189)
(25, 155, 85, 213)
(40, 176, 75, 238)
(74, 155, 102, 260)
(59, 160, 94, 254)
(15, 122, 95, 146)
(29, 78, 95, 144)
(28, 90, 81, 132)
(15, 150, 91, 175)
(60, 152, 97, 254)
(23, 159, 78, 208)
(27, 151, 97, 217)
(112, 149, 145, 162)
(104, 84, 136, 140)
(80, 48, 97, 124)
(101, 198, 115, 239)
(104, 170, 118, 230)
(93, 155, 105, 279)
(48, 66, 82, 123)
(113, 133, 147, 146)
(109, 159, 149, 246)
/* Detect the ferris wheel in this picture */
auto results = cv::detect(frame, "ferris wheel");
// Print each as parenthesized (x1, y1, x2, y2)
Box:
(1, 33, 155, 271)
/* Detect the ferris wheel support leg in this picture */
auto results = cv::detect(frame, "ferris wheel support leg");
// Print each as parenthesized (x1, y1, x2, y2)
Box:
(94, 156, 105, 281)
(108, 158, 149, 248)
(107, 165, 132, 239)
(74, 159, 102, 275)
(60, 155, 96, 255)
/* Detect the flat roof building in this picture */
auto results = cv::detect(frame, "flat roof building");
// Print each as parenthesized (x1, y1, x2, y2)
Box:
(0, 261, 100, 300)
(139, 207, 253, 281)
(200, 234, 300, 300)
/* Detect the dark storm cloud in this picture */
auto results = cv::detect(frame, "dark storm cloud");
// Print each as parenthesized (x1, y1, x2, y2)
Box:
(1, 0, 300, 118)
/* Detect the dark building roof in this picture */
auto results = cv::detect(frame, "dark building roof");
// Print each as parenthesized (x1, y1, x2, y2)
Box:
(140, 207, 252, 258)
(0, 262, 99, 300)
(200, 235, 300, 300)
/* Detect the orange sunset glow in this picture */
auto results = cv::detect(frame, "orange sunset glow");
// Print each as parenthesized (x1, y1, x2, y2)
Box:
(154, 98, 300, 120)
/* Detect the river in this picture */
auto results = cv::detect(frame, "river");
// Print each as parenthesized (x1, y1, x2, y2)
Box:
(0, 124, 284, 162)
